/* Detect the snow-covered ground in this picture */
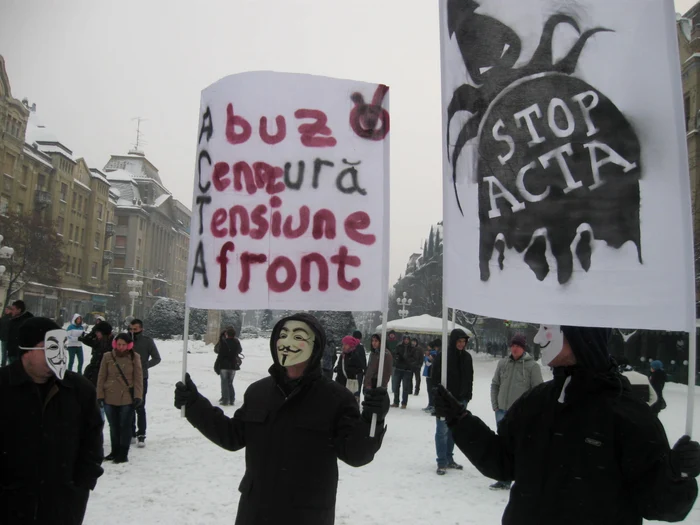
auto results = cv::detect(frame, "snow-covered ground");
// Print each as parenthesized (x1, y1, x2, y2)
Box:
(85, 338, 700, 524)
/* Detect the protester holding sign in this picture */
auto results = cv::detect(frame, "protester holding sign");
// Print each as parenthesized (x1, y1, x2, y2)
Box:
(174, 313, 389, 525)
(435, 326, 700, 524)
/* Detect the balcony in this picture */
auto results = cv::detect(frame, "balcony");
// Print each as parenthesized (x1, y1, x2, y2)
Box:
(34, 189, 52, 210)
(105, 222, 115, 237)
(102, 250, 113, 264)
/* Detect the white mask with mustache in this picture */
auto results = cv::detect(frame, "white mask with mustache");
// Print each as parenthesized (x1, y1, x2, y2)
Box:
(534, 325, 564, 366)
(276, 320, 315, 367)
(44, 329, 68, 380)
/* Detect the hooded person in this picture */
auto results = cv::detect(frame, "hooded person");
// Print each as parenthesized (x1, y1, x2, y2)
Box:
(434, 325, 700, 525)
(67, 313, 86, 374)
(83, 321, 114, 387)
(174, 312, 390, 525)
(0, 317, 104, 525)
(649, 359, 667, 415)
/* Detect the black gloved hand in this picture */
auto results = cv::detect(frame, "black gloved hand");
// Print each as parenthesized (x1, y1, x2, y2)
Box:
(361, 387, 390, 424)
(174, 373, 200, 409)
(671, 435, 700, 478)
(97, 399, 104, 409)
(133, 398, 143, 409)
(433, 384, 467, 426)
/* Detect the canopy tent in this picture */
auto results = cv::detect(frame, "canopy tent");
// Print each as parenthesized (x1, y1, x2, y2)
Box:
(376, 314, 474, 337)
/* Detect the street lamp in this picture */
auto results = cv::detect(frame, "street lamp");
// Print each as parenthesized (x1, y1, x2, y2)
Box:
(397, 292, 412, 319)
(126, 277, 144, 317)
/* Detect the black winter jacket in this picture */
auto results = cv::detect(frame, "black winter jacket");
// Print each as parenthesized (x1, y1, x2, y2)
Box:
(650, 369, 666, 400)
(0, 361, 104, 524)
(184, 313, 385, 525)
(394, 343, 422, 372)
(83, 335, 113, 386)
(0, 312, 12, 342)
(6, 311, 34, 360)
(335, 347, 366, 384)
(431, 329, 473, 402)
(449, 367, 698, 525)
(215, 335, 242, 371)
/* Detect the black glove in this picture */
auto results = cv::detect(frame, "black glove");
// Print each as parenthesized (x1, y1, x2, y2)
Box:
(433, 384, 467, 426)
(361, 387, 390, 424)
(133, 398, 143, 409)
(174, 373, 200, 409)
(671, 435, 700, 478)
(97, 399, 104, 409)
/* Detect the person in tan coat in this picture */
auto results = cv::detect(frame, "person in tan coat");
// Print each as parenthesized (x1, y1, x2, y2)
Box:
(96, 333, 143, 464)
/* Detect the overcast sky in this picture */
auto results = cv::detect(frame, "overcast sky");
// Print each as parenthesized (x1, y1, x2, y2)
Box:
(0, 0, 695, 284)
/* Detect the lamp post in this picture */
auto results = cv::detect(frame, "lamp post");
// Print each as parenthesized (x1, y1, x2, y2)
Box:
(126, 277, 144, 317)
(397, 292, 412, 319)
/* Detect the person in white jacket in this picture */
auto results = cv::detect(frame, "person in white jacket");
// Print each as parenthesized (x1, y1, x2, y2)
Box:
(66, 313, 86, 373)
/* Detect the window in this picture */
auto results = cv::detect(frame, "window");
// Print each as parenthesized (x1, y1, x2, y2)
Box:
(78, 195, 83, 211)
(81, 228, 85, 245)
(3, 153, 15, 174)
(74, 227, 79, 243)
(0, 196, 8, 215)
(140, 219, 144, 231)
(16, 203, 23, 214)
(37, 173, 46, 189)
(97, 203, 103, 220)
(115, 235, 127, 248)
(3, 176, 12, 192)
(117, 215, 129, 226)
(95, 232, 101, 249)
(77, 259, 82, 276)
(21, 166, 28, 185)
(69, 224, 74, 239)
(137, 238, 142, 250)
(72, 192, 77, 209)
(136, 258, 140, 270)
(71, 258, 76, 274)
(685, 94, 691, 131)
(56, 216, 64, 235)
(114, 256, 125, 269)
(60, 183, 68, 202)
(91, 262, 98, 278)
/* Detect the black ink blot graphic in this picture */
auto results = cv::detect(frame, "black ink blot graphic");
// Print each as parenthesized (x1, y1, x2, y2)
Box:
(446, 0, 642, 284)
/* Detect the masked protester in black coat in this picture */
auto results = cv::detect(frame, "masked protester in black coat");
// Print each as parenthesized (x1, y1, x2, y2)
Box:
(0, 317, 104, 524)
(434, 326, 700, 525)
(174, 313, 389, 525)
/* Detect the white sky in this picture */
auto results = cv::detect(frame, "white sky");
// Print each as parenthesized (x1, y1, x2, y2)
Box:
(0, 0, 695, 284)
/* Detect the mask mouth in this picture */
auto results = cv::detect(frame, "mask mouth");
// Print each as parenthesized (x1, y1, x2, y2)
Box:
(539, 340, 551, 349)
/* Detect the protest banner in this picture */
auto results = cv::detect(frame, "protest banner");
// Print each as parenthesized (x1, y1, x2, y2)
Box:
(187, 72, 390, 312)
(439, 0, 695, 433)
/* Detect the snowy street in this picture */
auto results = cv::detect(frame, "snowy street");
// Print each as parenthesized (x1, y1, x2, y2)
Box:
(85, 338, 700, 525)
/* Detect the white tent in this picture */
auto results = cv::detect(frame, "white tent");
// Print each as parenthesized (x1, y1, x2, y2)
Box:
(376, 314, 474, 337)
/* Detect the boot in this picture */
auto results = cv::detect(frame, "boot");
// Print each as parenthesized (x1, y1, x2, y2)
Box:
(113, 447, 129, 464)
(104, 450, 117, 461)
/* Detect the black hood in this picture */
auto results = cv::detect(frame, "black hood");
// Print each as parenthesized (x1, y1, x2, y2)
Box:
(449, 328, 470, 349)
(269, 312, 326, 379)
(561, 326, 613, 373)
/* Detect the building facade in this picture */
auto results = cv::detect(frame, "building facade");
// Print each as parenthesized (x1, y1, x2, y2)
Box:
(0, 54, 115, 321)
(103, 151, 190, 321)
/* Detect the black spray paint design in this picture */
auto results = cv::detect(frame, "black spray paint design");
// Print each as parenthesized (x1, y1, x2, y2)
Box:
(446, 0, 642, 284)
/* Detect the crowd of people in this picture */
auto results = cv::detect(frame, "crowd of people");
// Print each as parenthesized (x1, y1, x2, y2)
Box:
(1, 306, 699, 525)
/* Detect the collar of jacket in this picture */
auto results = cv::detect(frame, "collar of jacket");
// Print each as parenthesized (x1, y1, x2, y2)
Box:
(268, 363, 322, 393)
(552, 366, 625, 404)
(7, 359, 74, 388)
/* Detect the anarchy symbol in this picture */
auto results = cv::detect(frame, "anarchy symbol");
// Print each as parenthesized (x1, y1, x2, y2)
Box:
(349, 84, 390, 141)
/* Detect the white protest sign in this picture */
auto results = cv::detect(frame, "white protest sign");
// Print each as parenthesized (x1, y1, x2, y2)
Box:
(440, 0, 693, 331)
(187, 72, 390, 311)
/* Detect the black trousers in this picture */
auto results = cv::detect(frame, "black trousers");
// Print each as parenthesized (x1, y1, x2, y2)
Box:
(132, 377, 148, 437)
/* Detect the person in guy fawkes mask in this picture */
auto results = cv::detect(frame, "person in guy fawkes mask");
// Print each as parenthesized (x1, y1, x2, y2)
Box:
(0, 317, 104, 524)
(434, 325, 700, 525)
(174, 312, 390, 525)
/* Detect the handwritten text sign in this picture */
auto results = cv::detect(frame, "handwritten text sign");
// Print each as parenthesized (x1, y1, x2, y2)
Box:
(187, 72, 390, 311)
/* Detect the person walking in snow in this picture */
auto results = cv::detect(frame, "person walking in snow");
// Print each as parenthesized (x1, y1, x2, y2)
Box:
(364, 333, 393, 393)
(488, 333, 543, 489)
(6, 300, 33, 366)
(434, 325, 700, 524)
(0, 317, 104, 524)
(214, 326, 242, 406)
(392, 334, 421, 408)
(67, 314, 86, 374)
(351, 330, 367, 395)
(335, 335, 365, 403)
(649, 359, 667, 415)
(174, 313, 389, 525)
(97, 332, 143, 464)
(129, 318, 161, 448)
(411, 337, 424, 395)
(422, 339, 440, 413)
(431, 328, 473, 475)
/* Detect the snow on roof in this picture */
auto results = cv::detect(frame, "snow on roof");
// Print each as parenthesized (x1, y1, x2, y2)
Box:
(22, 145, 53, 169)
(25, 111, 58, 144)
(106, 169, 135, 183)
(89, 168, 110, 185)
(109, 187, 121, 198)
(36, 143, 76, 162)
(685, 53, 700, 64)
(153, 193, 170, 207)
(73, 178, 92, 192)
(377, 314, 474, 337)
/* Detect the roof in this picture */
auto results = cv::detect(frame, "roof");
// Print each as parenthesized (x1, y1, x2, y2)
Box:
(22, 145, 53, 169)
(153, 193, 170, 207)
(73, 178, 92, 192)
(376, 314, 474, 337)
(106, 169, 135, 183)
(89, 168, 110, 185)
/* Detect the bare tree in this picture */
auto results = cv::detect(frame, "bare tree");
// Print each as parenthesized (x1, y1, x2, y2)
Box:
(0, 211, 64, 307)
